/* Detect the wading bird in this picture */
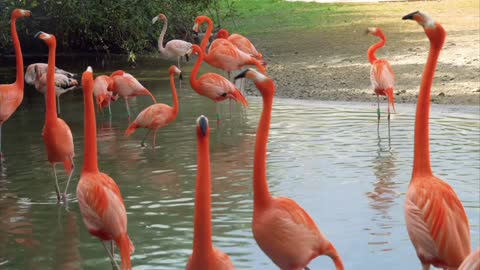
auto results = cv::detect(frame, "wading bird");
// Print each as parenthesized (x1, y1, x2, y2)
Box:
(25, 63, 74, 86)
(0, 9, 31, 156)
(403, 11, 471, 269)
(152, 13, 192, 68)
(216, 28, 265, 63)
(77, 66, 134, 270)
(125, 65, 182, 148)
(367, 27, 396, 125)
(235, 68, 344, 270)
(36, 32, 75, 202)
(93, 75, 117, 117)
(186, 115, 236, 270)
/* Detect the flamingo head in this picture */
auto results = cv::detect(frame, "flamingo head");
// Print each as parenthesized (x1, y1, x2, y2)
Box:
(217, 29, 230, 39)
(365, 27, 385, 39)
(403, 11, 446, 49)
(81, 66, 94, 94)
(235, 68, 274, 96)
(35, 31, 56, 46)
(191, 44, 202, 56)
(193, 16, 210, 32)
(12, 9, 31, 19)
(196, 115, 209, 137)
(152, 13, 167, 24)
(168, 65, 182, 81)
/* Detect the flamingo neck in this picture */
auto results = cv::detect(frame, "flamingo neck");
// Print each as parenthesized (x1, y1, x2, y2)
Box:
(83, 78, 99, 173)
(190, 49, 203, 92)
(46, 41, 57, 123)
(254, 87, 273, 210)
(158, 18, 167, 55)
(412, 42, 443, 178)
(368, 33, 386, 64)
(192, 130, 213, 255)
(11, 17, 24, 87)
(170, 73, 179, 117)
(200, 17, 213, 52)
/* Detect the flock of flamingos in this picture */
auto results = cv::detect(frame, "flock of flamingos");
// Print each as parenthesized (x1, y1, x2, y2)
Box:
(0, 7, 478, 270)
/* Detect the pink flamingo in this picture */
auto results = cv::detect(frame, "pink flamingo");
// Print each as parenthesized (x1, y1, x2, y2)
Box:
(110, 70, 157, 118)
(125, 65, 182, 147)
(152, 13, 192, 68)
(186, 115, 236, 270)
(403, 11, 471, 269)
(216, 28, 265, 63)
(0, 9, 31, 155)
(25, 63, 74, 86)
(93, 75, 118, 117)
(36, 31, 75, 202)
(235, 68, 344, 270)
(77, 66, 134, 270)
(367, 27, 396, 124)
(34, 69, 79, 115)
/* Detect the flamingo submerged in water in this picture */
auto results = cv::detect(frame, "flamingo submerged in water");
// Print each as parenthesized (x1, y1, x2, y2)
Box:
(216, 28, 265, 63)
(36, 31, 75, 202)
(186, 115, 236, 270)
(235, 68, 344, 270)
(367, 27, 396, 125)
(0, 9, 31, 156)
(402, 11, 471, 269)
(125, 65, 182, 148)
(77, 66, 134, 270)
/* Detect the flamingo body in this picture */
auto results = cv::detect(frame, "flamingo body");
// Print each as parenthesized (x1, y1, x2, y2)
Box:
(459, 249, 480, 270)
(35, 73, 79, 97)
(152, 14, 192, 65)
(93, 75, 116, 109)
(25, 63, 74, 86)
(217, 29, 264, 61)
(111, 71, 156, 102)
(42, 118, 74, 169)
(0, 83, 23, 124)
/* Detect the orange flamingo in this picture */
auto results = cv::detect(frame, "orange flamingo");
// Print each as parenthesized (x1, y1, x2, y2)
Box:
(93, 75, 118, 117)
(0, 9, 31, 155)
(25, 63, 74, 86)
(110, 70, 157, 118)
(367, 27, 396, 124)
(77, 66, 134, 270)
(403, 11, 471, 269)
(125, 65, 182, 147)
(33, 69, 79, 115)
(458, 248, 479, 270)
(36, 32, 75, 202)
(186, 115, 236, 270)
(234, 68, 344, 270)
(193, 16, 266, 79)
(190, 44, 248, 124)
(216, 29, 265, 63)
(152, 13, 192, 68)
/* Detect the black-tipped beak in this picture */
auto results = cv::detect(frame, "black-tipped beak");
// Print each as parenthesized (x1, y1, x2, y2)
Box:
(34, 31, 44, 39)
(198, 116, 208, 136)
(402, 11, 419, 20)
(179, 72, 183, 81)
(234, 69, 250, 81)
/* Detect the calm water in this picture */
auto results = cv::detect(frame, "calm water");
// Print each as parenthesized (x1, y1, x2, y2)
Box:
(0, 56, 479, 270)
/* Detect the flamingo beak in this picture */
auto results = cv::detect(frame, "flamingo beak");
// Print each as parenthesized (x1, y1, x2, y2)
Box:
(193, 23, 199, 32)
(234, 69, 251, 81)
(402, 11, 420, 20)
(179, 72, 183, 81)
(197, 115, 209, 136)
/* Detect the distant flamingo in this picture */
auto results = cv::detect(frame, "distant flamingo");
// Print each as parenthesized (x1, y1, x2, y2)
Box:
(110, 70, 157, 118)
(152, 13, 192, 68)
(25, 63, 74, 86)
(193, 16, 266, 79)
(217, 29, 265, 63)
(458, 248, 480, 270)
(77, 66, 134, 270)
(235, 68, 344, 270)
(0, 9, 31, 155)
(36, 32, 75, 202)
(93, 75, 118, 117)
(190, 44, 248, 124)
(186, 115, 236, 270)
(34, 70, 79, 115)
(125, 65, 182, 147)
(403, 11, 471, 269)
(367, 27, 396, 124)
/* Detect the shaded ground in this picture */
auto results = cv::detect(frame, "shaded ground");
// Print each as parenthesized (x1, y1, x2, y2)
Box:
(238, 1, 480, 105)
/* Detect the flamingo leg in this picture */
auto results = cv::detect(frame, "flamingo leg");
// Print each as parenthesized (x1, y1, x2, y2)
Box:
(62, 157, 75, 202)
(108, 102, 112, 119)
(216, 102, 221, 127)
(124, 98, 131, 119)
(101, 240, 120, 270)
(376, 95, 381, 123)
(0, 123, 2, 156)
(141, 130, 151, 147)
(52, 164, 61, 201)
(57, 96, 61, 116)
(153, 130, 157, 148)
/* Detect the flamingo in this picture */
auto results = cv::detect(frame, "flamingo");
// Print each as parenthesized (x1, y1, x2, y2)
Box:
(216, 28, 265, 63)
(367, 27, 396, 125)
(193, 16, 266, 80)
(93, 75, 118, 117)
(36, 32, 75, 202)
(403, 11, 471, 269)
(190, 44, 248, 125)
(125, 65, 182, 148)
(458, 249, 480, 270)
(186, 115, 236, 270)
(234, 68, 344, 270)
(77, 66, 134, 270)
(25, 63, 74, 86)
(34, 69, 79, 115)
(110, 70, 157, 118)
(0, 9, 31, 156)
(151, 13, 192, 68)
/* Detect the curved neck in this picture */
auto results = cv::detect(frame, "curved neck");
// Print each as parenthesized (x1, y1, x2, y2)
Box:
(190, 49, 203, 91)
(83, 78, 99, 173)
(169, 73, 179, 116)
(412, 43, 442, 178)
(46, 41, 57, 123)
(192, 130, 213, 255)
(200, 18, 214, 52)
(157, 18, 167, 54)
(368, 34, 385, 64)
(11, 18, 24, 87)
(254, 86, 273, 210)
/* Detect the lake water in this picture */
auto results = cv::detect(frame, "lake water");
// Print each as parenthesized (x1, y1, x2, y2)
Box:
(0, 56, 478, 269)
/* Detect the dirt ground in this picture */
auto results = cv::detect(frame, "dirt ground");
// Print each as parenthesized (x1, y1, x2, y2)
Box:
(243, 2, 480, 106)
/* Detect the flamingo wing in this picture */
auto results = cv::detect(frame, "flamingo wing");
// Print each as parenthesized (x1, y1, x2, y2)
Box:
(228, 34, 260, 57)
(405, 176, 471, 268)
(198, 73, 236, 100)
(165, 39, 193, 56)
(208, 38, 231, 54)
(134, 104, 173, 129)
(370, 59, 395, 90)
